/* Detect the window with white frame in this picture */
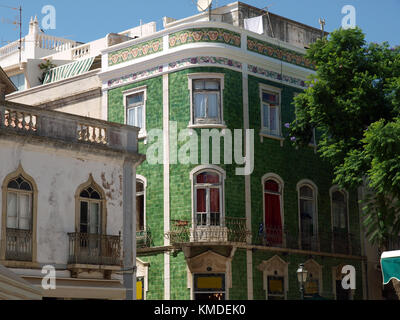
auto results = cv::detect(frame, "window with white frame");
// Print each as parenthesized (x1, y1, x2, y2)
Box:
(194, 170, 224, 227)
(188, 74, 225, 127)
(261, 87, 281, 136)
(298, 183, 317, 250)
(124, 87, 146, 136)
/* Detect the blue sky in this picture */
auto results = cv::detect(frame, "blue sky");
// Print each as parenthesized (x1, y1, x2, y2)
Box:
(0, 0, 399, 46)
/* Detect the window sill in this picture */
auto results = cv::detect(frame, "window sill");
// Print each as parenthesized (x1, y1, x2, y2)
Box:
(188, 123, 227, 130)
(260, 132, 285, 142)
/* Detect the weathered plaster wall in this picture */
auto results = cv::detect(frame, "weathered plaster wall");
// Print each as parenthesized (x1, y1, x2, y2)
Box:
(0, 139, 124, 265)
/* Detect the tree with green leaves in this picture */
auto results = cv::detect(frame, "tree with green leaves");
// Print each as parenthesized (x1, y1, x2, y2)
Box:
(290, 27, 400, 250)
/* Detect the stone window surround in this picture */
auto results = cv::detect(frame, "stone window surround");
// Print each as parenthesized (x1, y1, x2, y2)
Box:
(0, 164, 38, 265)
(262, 173, 285, 231)
(259, 83, 283, 140)
(258, 255, 289, 300)
(187, 73, 227, 129)
(304, 258, 323, 296)
(74, 174, 108, 235)
(123, 85, 147, 139)
(189, 165, 226, 229)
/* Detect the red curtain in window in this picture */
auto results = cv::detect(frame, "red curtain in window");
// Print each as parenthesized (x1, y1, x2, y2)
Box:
(197, 189, 206, 213)
(210, 189, 220, 213)
(264, 182, 282, 245)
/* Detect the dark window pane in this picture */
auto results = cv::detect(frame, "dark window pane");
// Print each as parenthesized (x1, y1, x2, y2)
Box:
(136, 181, 144, 193)
(91, 191, 101, 200)
(265, 180, 279, 193)
(80, 202, 88, 224)
(80, 190, 90, 198)
(20, 181, 32, 191)
(262, 92, 278, 104)
(7, 180, 19, 189)
(300, 186, 313, 198)
(196, 172, 220, 184)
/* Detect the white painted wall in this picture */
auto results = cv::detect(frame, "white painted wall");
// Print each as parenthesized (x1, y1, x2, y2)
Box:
(0, 139, 124, 266)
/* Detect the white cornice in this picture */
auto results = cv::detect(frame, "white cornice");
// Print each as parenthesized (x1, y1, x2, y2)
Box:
(99, 45, 314, 87)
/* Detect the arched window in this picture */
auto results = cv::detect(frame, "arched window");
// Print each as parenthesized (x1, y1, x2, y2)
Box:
(331, 190, 348, 232)
(193, 170, 224, 227)
(298, 181, 317, 250)
(263, 175, 283, 246)
(1, 165, 38, 263)
(79, 186, 102, 234)
(6, 175, 33, 231)
(75, 175, 106, 236)
(331, 188, 350, 254)
(136, 179, 145, 232)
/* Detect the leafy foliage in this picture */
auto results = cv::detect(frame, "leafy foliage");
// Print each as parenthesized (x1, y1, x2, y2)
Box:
(290, 27, 400, 248)
(38, 59, 56, 84)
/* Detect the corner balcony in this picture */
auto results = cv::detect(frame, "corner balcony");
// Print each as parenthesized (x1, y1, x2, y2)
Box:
(5, 228, 33, 262)
(257, 226, 361, 256)
(167, 217, 249, 245)
(67, 233, 122, 277)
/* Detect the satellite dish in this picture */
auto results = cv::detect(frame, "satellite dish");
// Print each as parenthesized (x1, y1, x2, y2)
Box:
(197, 0, 212, 12)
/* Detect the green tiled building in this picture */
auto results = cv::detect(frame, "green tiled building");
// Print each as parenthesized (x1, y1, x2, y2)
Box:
(101, 1, 366, 300)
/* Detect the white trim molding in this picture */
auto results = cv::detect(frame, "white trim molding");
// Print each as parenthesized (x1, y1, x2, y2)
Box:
(187, 73, 226, 128)
(259, 83, 283, 140)
(123, 85, 148, 139)
(261, 173, 285, 229)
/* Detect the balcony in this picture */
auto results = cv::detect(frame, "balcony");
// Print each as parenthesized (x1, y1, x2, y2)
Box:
(257, 226, 361, 256)
(0, 102, 141, 156)
(167, 218, 249, 245)
(5, 228, 33, 262)
(67, 233, 121, 267)
(136, 229, 152, 248)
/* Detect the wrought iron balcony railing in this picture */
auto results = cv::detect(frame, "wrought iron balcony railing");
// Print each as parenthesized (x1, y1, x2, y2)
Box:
(136, 229, 152, 248)
(257, 225, 361, 256)
(5, 228, 33, 261)
(167, 217, 249, 244)
(67, 232, 121, 266)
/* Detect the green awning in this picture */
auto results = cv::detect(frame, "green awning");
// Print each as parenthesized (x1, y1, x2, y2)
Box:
(381, 251, 400, 284)
(43, 57, 95, 84)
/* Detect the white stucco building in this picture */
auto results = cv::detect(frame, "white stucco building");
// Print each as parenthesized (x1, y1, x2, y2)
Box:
(0, 68, 145, 299)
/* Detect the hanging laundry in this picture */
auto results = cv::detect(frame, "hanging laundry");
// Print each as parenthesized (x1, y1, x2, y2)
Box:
(244, 16, 264, 34)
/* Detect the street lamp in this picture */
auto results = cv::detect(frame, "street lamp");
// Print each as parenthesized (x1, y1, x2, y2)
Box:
(297, 263, 308, 300)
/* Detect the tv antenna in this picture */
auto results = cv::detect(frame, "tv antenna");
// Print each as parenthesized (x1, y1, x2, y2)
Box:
(0, 4, 22, 67)
(196, 0, 213, 21)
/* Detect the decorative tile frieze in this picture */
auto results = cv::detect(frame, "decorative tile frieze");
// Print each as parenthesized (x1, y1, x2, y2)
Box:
(168, 56, 242, 71)
(248, 64, 307, 88)
(247, 36, 315, 70)
(107, 65, 164, 88)
(108, 37, 163, 67)
(107, 56, 242, 88)
(169, 28, 241, 48)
